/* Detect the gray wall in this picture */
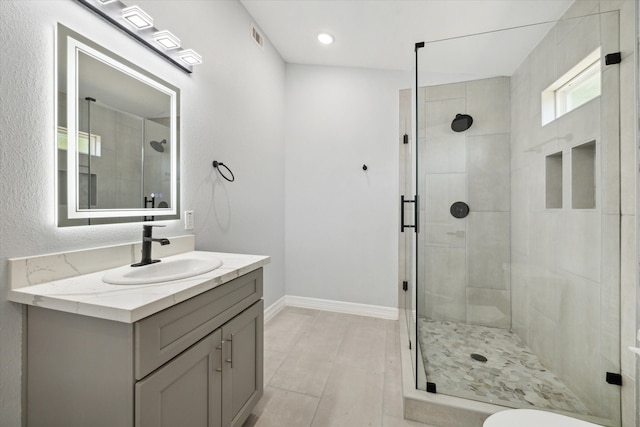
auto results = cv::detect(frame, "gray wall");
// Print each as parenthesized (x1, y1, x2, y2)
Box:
(284, 64, 407, 309)
(0, 1, 286, 425)
(418, 77, 512, 329)
(510, 1, 636, 423)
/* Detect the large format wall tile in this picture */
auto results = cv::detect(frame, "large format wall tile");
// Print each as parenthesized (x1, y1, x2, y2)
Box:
(465, 77, 510, 136)
(557, 210, 601, 282)
(601, 214, 621, 365)
(425, 82, 465, 102)
(527, 28, 559, 152)
(425, 98, 465, 144)
(466, 288, 511, 329)
(467, 133, 510, 212)
(557, 13, 601, 77)
(424, 136, 466, 174)
(601, 65, 621, 215)
(510, 252, 531, 342)
(467, 212, 511, 291)
(421, 75, 512, 327)
(620, 214, 637, 376)
(527, 307, 559, 370)
(510, 166, 530, 256)
(555, 98, 601, 155)
(424, 246, 466, 322)
(556, 273, 601, 415)
(424, 173, 466, 247)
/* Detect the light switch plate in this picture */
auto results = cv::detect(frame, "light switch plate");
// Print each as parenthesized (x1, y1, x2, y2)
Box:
(184, 211, 194, 230)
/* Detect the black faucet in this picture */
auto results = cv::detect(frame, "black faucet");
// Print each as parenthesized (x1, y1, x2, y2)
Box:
(132, 224, 171, 267)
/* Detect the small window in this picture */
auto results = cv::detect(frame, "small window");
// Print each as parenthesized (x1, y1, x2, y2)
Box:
(555, 60, 601, 117)
(57, 126, 102, 157)
(541, 48, 601, 125)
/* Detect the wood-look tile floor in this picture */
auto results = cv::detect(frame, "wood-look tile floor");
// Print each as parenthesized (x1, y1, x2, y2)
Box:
(242, 307, 435, 427)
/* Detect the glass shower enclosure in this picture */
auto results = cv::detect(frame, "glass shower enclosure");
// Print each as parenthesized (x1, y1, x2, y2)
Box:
(403, 7, 622, 426)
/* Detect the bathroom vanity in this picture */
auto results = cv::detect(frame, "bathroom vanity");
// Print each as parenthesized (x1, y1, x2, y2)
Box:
(8, 238, 268, 427)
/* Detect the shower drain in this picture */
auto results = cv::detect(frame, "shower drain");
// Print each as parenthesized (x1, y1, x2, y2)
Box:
(470, 353, 488, 362)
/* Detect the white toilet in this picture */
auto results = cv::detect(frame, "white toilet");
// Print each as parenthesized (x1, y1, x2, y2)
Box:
(483, 409, 602, 427)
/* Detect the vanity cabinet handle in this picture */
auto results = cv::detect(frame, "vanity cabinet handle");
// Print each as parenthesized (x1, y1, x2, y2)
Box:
(216, 340, 224, 372)
(225, 335, 233, 368)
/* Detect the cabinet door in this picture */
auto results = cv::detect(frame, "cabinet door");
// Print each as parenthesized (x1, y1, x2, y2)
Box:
(136, 329, 223, 427)
(222, 300, 264, 427)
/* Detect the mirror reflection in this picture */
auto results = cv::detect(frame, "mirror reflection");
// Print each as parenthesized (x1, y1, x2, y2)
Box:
(57, 24, 180, 226)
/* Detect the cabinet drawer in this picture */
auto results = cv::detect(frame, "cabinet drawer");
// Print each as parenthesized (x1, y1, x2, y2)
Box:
(135, 269, 263, 380)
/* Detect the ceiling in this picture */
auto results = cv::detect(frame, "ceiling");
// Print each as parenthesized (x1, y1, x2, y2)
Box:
(240, 0, 575, 84)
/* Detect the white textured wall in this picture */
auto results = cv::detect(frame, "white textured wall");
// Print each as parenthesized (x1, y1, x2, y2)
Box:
(0, 1, 286, 424)
(284, 64, 407, 309)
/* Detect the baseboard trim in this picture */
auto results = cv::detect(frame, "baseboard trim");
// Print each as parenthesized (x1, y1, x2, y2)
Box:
(284, 295, 398, 320)
(264, 296, 287, 324)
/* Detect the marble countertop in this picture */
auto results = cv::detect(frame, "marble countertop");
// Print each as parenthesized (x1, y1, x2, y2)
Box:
(8, 251, 270, 323)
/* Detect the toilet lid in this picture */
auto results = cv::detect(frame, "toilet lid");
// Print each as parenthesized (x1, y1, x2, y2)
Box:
(484, 409, 602, 427)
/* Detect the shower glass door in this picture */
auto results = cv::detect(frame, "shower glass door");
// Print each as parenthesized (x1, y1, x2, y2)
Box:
(414, 9, 621, 426)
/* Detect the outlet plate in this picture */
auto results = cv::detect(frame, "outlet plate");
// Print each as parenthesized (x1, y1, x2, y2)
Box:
(184, 211, 194, 230)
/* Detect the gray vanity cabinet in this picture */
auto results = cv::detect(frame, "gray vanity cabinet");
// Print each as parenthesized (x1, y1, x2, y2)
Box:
(26, 268, 264, 427)
(220, 301, 263, 427)
(135, 301, 264, 427)
(135, 329, 223, 427)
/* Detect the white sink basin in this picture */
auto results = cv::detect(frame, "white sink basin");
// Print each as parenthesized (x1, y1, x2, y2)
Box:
(103, 252, 223, 285)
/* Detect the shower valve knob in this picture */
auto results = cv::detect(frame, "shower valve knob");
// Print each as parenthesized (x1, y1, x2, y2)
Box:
(450, 201, 470, 218)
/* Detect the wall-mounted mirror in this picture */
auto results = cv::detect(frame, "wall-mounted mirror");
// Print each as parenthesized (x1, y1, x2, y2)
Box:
(56, 24, 180, 226)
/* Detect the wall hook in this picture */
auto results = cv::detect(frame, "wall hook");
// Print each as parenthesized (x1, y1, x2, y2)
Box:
(362, 164, 368, 171)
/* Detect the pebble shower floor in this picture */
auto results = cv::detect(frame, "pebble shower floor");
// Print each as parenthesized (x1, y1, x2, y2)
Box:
(418, 318, 591, 415)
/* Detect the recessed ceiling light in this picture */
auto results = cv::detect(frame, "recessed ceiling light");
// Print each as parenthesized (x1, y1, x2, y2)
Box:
(121, 5, 154, 29)
(179, 49, 203, 65)
(317, 33, 334, 45)
(154, 30, 181, 50)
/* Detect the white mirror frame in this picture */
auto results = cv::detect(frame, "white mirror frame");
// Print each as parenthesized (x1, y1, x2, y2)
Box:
(65, 36, 178, 219)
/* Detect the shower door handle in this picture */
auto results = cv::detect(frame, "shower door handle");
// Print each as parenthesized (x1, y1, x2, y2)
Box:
(401, 195, 418, 233)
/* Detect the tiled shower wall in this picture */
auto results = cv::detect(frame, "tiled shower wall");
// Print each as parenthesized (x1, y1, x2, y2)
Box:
(418, 76, 512, 329)
(510, 1, 635, 424)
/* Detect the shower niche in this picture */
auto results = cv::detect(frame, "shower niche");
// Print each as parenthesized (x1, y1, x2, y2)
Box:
(545, 151, 563, 209)
(544, 140, 597, 211)
(571, 140, 596, 209)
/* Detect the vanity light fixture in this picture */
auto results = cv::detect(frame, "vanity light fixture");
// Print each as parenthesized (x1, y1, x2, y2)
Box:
(121, 5, 153, 29)
(178, 49, 203, 65)
(317, 33, 334, 45)
(154, 30, 181, 50)
(75, 0, 203, 73)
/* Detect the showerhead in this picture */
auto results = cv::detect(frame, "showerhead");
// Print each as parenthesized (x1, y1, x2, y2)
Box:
(149, 139, 167, 152)
(451, 114, 473, 132)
